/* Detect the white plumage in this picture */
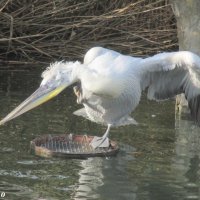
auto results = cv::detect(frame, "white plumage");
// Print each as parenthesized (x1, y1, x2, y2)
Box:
(1, 47, 200, 148)
(42, 47, 200, 125)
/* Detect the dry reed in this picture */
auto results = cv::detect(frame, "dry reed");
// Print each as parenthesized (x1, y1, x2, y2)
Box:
(0, 0, 178, 65)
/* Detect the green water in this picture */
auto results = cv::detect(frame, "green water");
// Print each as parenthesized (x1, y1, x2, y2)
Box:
(0, 70, 200, 200)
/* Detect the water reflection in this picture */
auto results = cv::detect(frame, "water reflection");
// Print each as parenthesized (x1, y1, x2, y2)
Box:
(0, 70, 200, 200)
(73, 144, 137, 200)
(173, 111, 200, 200)
(74, 158, 104, 200)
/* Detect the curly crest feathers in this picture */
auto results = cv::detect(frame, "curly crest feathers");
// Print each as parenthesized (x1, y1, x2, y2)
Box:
(40, 61, 82, 86)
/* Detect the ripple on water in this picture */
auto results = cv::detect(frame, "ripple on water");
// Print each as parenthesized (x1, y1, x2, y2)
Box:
(17, 159, 59, 165)
(0, 181, 33, 198)
(0, 147, 15, 153)
(0, 170, 39, 179)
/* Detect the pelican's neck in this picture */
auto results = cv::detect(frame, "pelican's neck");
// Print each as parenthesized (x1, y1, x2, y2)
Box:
(70, 61, 86, 83)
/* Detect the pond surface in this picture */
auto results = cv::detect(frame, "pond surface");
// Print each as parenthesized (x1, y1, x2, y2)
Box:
(0, 69, 200, 200)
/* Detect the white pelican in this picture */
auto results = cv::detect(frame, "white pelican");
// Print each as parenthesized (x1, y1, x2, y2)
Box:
(1, 47, 200, 148)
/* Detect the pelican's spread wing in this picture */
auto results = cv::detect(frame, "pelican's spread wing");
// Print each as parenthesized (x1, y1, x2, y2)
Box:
(139, 51, 200, 123)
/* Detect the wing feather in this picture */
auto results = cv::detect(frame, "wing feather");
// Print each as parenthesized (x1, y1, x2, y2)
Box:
(139, 51, 200, 124)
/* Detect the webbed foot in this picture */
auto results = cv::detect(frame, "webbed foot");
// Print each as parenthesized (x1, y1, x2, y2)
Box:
(90, 136, 110, 149)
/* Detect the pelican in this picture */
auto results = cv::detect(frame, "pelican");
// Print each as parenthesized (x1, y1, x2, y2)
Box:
(1, 47, 200, 148)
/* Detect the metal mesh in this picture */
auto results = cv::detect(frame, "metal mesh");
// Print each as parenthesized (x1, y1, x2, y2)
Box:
(31, 134, 119, 158)
(37, 135, 110, 154)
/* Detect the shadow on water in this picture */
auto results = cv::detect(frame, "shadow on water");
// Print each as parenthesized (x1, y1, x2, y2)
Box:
(0, 70, 200, 200)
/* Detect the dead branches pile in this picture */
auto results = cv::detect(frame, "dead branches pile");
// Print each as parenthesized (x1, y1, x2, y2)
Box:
(0, 0, 177, 64)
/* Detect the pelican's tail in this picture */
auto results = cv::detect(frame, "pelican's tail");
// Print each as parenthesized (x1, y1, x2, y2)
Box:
(73, 108, 89, 120)
(117, 115, 138, 126)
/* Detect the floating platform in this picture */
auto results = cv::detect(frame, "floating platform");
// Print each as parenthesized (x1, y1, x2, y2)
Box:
(30, 134, 119, 159)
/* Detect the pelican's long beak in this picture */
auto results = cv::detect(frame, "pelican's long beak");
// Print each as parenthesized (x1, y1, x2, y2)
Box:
(0, 84, 67, 125)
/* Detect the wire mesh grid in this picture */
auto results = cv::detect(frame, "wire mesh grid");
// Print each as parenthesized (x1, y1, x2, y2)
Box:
(30, 134, 119, 158)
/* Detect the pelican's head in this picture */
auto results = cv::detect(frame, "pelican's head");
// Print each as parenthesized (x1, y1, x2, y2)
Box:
(0, 61, 80, 125)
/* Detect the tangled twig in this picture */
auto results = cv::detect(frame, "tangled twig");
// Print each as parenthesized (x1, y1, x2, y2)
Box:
(0, 0, 177, 65)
